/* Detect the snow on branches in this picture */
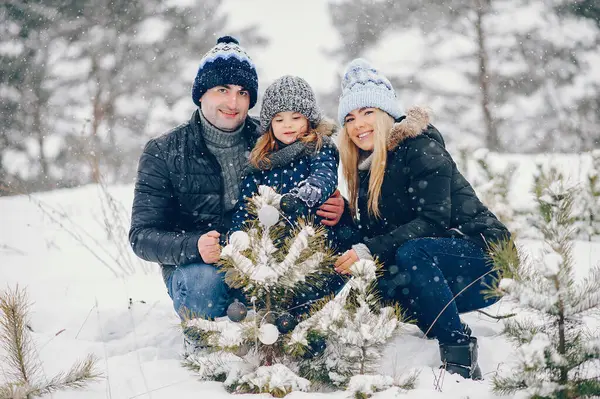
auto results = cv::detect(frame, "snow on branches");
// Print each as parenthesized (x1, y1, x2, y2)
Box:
(287, 259, 407, 389)
(489, 174, 600, 398)
(181, 186, 411, 397)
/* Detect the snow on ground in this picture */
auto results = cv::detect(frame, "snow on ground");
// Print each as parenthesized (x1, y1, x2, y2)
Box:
(1, 156, 599, 398)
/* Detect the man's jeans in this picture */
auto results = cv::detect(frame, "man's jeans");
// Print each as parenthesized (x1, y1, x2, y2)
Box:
(165, 262, 345, 320)
(165, 262, 245, 320)
(378, 237, 500, 345)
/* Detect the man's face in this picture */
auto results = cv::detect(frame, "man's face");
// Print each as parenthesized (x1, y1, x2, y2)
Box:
(199, 85, 250, 131)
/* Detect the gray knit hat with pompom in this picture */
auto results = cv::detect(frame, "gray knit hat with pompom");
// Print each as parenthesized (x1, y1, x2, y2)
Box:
(260, 75, 322, 133)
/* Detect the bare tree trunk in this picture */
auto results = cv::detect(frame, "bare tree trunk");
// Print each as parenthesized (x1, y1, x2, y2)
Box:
(25, 45, 51, 188)
(474, 0, 500, 151)
(33, 97, 49, 186)
(556, 279, 568, 398)
(0, 148, 7, 192)
(90, 57, 104, 184)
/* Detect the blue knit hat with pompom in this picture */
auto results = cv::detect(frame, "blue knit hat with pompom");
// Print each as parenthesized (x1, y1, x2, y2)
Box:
(192, 36, 259, 108)
(337, 58, 402, 125)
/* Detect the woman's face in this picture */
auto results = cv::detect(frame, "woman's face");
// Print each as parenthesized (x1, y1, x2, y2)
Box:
(344, 107, 377, 151)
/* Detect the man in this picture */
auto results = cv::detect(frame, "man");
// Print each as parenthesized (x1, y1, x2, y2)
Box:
(129, 36, 344, 327)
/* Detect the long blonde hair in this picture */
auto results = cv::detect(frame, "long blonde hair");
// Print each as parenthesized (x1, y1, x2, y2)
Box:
(249, 118, 323, 169)
(339, 109, 395, 219)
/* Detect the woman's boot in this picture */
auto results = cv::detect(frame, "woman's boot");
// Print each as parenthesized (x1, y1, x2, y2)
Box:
(439, 337, 482, 380)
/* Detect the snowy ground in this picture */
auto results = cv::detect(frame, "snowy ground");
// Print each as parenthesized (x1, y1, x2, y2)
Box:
(1, 179, 598, 398)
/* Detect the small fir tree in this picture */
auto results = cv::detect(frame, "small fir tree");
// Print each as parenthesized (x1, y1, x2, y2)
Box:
(0, 286, 101, 398)
(579, 150, 600, 241)
(181, 186, 412, 397)
(471, 148, 519, 231)
(286, 259, 414, 396)
(489, 173, 600, 398)
(181, 185, 338, 396)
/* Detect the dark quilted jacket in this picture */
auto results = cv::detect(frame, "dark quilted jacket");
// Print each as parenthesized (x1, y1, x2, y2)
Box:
(129, 110, 261, 273)
(340, 107, 511, 266)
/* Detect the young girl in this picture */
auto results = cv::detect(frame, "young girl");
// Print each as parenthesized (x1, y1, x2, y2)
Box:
(230, 75, 339, 233)
(230, 75, 344, 315)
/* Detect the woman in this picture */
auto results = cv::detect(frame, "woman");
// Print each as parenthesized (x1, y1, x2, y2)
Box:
(333, 59, 511, 380)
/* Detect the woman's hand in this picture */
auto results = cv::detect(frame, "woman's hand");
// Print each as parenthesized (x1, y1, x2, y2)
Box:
(317, 189, 344, 226)
(334, 249, 359, 274)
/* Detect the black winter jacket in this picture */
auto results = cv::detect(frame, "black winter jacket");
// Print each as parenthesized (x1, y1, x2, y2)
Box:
(342, 107, 510, 266)
(129, 110, 261, 273)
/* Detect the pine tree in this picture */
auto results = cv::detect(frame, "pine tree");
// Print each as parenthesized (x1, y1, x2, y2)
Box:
(0, 286, 101, 398)
(181, 185, 338, 396)
(466, 148, 519, 231)
(558, 0, 600, 27)
(0, 0, 82, 191)
(286, 259, 413, 395)
(489, 173, 600, 398)
(181, 186, 412, 397)
(579, 150, 600, 240)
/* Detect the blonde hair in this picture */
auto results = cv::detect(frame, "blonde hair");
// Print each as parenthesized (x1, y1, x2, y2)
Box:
(249, 116, 323, 170)
(339, 109, 394, 219)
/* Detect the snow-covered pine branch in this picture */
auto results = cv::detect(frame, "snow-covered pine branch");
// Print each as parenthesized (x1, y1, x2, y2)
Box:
(181, 185, 347, 396)
(287, 259, 408, 394)
(490, 173, 600, 398)
(220, 186, 334, 293)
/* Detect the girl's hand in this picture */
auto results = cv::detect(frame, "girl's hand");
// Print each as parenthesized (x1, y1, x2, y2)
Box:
(334, 249, 359, 275)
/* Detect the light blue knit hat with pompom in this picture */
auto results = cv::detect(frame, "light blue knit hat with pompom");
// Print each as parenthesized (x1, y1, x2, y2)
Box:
(337, 58, 402, 126)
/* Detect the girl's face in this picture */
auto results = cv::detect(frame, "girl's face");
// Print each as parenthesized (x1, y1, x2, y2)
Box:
(271, 111, 309, 145)
(344, 107, 377, 151)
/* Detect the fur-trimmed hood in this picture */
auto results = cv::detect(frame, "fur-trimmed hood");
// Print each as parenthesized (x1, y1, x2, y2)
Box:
(243, 117, 339, 175)
(312, 117, 338, 138)
(387, 106, 443, 150)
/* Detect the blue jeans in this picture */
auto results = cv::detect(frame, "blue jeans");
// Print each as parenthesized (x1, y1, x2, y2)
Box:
(166, 262, 246, 320)
(165, 262, 346, 320)
(378, 237, 500, 345)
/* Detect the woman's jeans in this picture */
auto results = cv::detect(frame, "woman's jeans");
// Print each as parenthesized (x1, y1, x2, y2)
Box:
(379, 237, 500, 345)
(165, 262, 345, 320)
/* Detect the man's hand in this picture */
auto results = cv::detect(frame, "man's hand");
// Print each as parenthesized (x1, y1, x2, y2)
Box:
(317, 189, 344, 227)
(334, 249, 359, 275)
(198, 230, 221, 264)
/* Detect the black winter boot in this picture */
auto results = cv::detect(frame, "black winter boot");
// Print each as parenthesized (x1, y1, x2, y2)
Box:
(426, 319, 472, 340)
(439, 337, 482, 380)
(461, 321, 472, 337)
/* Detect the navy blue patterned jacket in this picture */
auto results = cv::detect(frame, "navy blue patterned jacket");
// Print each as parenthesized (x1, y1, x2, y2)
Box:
(231, 120, 339, 235)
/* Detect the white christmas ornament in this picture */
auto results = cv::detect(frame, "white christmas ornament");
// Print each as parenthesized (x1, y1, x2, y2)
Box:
(258, 205, 279, 228)
(258, 323, 280, 345)
(230, 230, 250, 251)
